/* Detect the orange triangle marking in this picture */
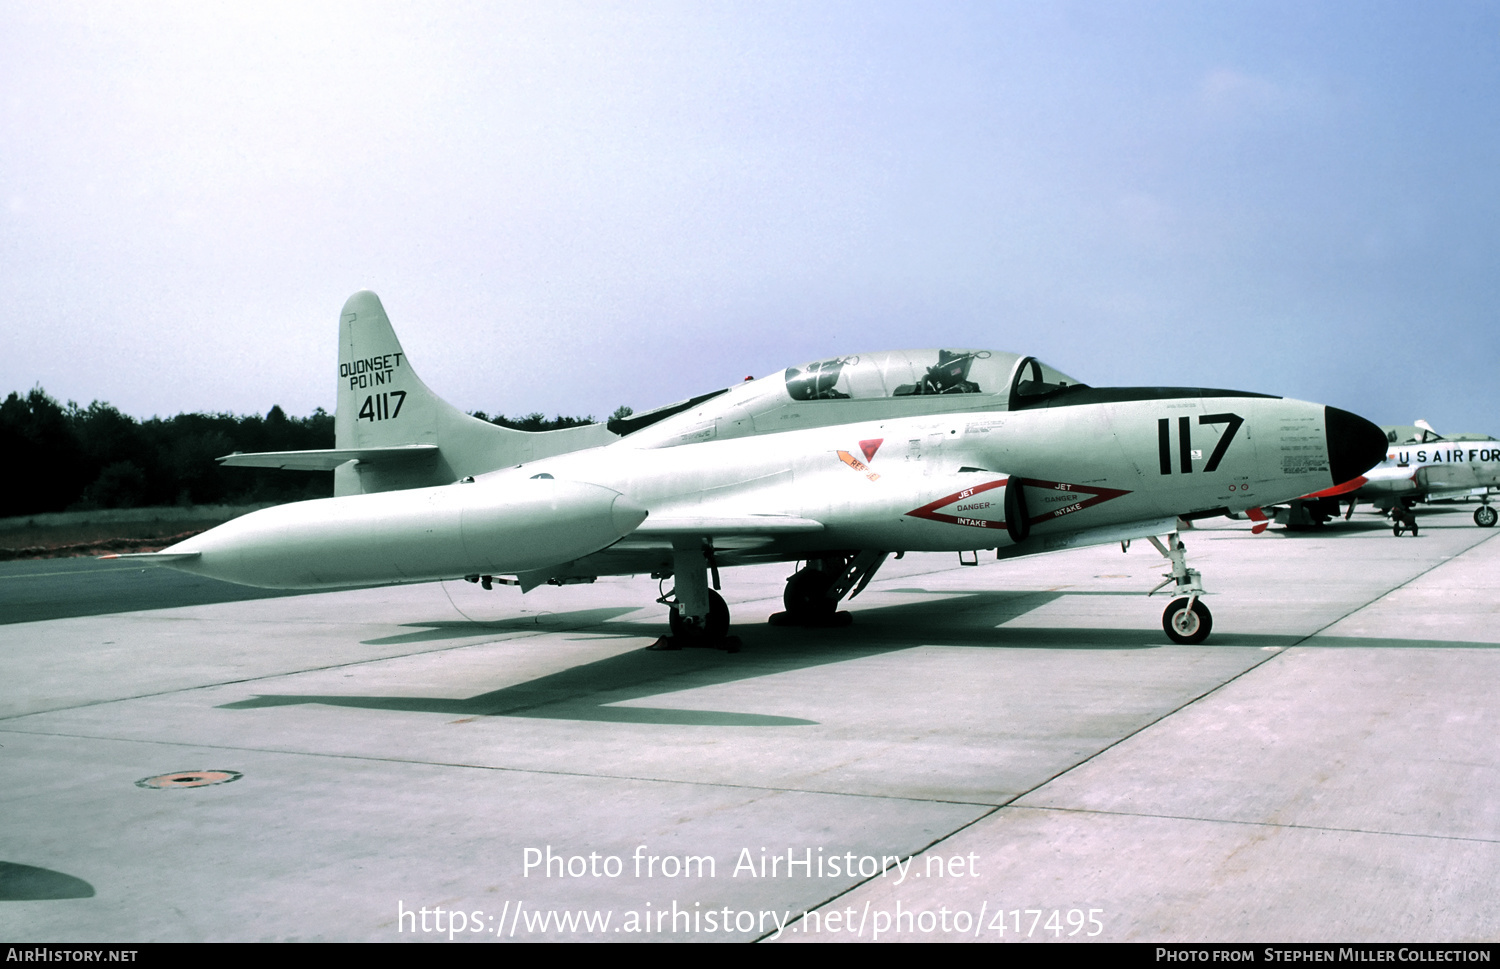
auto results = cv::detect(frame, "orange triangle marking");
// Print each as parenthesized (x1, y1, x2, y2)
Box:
(859, 438, 883, 462)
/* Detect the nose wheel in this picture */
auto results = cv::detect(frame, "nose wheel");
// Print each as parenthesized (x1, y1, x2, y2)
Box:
(1475, 505, 1497, 528)
(1162, 596, 1213, 645)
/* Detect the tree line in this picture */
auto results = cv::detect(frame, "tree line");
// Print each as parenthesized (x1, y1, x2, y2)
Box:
(0, 387, 605, 518)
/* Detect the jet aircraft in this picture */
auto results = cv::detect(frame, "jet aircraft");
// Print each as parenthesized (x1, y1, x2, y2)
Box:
(1275, 420, 1500, 528)
(104, 291, 1388, 646)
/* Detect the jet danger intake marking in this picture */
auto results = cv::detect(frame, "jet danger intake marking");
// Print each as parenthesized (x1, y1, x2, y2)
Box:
(906, 478, 1131, 530)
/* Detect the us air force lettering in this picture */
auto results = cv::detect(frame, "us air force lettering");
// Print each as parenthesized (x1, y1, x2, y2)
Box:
(102, 291, 1387, 646)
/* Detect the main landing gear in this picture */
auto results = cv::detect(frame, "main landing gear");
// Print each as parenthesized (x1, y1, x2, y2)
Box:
(1147, 532, 1213, 645)
(1475, 504, 1498, 528)
(769, 551, 888, 627)
(668, 589, 730, 642)
(650, 541, 739, 651)
(651, 548, 890, 649)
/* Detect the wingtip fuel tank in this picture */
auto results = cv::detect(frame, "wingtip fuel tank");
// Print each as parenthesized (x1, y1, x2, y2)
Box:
(153, 478, 647, 590)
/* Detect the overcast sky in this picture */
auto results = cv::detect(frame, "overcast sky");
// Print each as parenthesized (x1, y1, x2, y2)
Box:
(3, 2, 1497, 432)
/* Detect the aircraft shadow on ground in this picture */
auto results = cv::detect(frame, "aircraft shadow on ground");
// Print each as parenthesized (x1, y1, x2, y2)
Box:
(1267, 520, 1459, 536)
(216, 589, 1499, 726)
(217, 590, 1263, 726)
(0, 562, 305, 625)
(1269, 506, 1494, 537)
(1269, 521, 1398, 536)
(359, 607, 644, 646)
(0, 861, 95, 901)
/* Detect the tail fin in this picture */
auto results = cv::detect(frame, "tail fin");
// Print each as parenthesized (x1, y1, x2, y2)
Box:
(332, 292, 615, 494)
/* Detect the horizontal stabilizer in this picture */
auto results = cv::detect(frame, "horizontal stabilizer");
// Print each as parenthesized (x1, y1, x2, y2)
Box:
(96, 551, 202, 564)
(633, 515, 824, 536)
(217, 445, 438, 471)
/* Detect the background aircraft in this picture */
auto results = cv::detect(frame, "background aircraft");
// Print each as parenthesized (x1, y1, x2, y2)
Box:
(106, 292, 1387, 646)
(1273, 420, 1500, 528)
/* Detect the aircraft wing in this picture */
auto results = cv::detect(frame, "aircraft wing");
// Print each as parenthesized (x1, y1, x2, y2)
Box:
(1002, 515, 1184, 557)
(633, 515, 825, 537)
(608, 514, 824, 552)
(216, 445, 439, 470)
(511, 514, 824, 590)
(96, 552, 202, 565)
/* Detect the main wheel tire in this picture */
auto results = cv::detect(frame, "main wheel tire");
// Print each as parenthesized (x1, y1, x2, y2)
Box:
(1393, 524, 1404, 537)
(1162, 597, 1213, 645)
(1476, 506, 1498, 528)
(668, 589, 730, 642)
(783, 567, 837, 618)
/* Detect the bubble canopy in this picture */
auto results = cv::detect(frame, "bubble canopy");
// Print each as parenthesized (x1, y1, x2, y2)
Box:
(782, 350, 1085, 409)
(612, 348, 1093, 447)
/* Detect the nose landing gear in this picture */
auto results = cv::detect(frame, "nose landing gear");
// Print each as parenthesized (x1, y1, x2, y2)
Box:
(1148, 531, 1213, 645)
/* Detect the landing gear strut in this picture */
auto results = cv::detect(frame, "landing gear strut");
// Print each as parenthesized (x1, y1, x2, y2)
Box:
(650, 541, 738, 651)
(1148, 531, 1213, 645)
(770, 551, 888, 627)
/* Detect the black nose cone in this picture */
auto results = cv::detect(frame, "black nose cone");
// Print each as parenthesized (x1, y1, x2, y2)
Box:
(1326, 406, 1388, 484)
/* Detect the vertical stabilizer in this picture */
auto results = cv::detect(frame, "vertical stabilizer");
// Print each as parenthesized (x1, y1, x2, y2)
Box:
(333, 292, 616, 494)
(336, 291, 447, 452)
